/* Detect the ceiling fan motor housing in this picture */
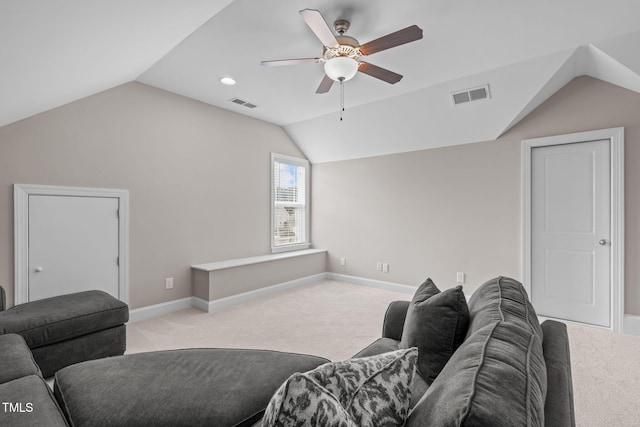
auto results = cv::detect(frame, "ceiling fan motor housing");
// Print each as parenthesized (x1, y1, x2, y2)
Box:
(323, 36, 361, 60)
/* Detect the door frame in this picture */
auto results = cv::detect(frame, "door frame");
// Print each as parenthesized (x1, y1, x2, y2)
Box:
(521, 127, 624, 332)
(14, 184, 129, 304)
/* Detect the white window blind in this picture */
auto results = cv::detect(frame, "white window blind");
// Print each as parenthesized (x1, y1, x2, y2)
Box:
(271, 154, 310, 252)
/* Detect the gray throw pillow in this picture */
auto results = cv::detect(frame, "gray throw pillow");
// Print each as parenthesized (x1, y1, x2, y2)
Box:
(399, 278, 469, 383)
(399, 278, 441, 348)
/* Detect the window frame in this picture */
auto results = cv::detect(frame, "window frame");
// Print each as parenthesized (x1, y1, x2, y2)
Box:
(271, 153, 311, 254)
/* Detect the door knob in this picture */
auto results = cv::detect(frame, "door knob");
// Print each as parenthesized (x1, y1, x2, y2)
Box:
(598, 239, 607, 246)
(35, 266, 43, 272)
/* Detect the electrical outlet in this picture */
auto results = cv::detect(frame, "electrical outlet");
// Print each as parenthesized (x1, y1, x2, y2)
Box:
(376, 262, 383, 271)
(456, 272, 465, 284)
(340, 257, 346, 266)
(382, 263, 389, 273)
(165, 278, 173, 290)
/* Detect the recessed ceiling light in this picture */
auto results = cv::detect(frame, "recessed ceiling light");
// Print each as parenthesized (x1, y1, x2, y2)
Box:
(220, 77, 236, 86)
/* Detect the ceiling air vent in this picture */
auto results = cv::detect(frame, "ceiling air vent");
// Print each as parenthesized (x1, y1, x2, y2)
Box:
(229, 97, 258, 109)
(450, 85, 490, 106)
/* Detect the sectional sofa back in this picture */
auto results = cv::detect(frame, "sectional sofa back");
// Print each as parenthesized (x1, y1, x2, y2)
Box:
(467, 276, 543, 339)
(406, 276, 548, 427)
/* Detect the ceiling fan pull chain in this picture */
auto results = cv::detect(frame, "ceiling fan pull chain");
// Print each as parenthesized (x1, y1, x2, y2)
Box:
(340, 79, 344, 121)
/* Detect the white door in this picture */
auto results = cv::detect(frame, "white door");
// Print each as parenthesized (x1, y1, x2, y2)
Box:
(531, 140, 610, 327)
(28, 195, 120, 301)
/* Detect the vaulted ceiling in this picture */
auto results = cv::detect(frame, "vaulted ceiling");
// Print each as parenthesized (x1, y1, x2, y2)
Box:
(3, 0, 640, 163)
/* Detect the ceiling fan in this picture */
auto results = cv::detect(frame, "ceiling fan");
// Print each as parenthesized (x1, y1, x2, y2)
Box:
(261, 9, 423, 94)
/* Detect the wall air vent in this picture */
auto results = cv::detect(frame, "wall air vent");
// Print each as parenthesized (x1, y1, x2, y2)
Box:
(450, 84, 490, 106)
(229, 97, 258, 109)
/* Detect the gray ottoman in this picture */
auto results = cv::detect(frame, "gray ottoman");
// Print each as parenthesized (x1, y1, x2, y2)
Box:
(54, 348, 330, 427)
(0, 288, 129, 377)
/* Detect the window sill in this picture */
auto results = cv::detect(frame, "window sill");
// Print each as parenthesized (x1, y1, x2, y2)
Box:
(271, 242, 311, 254)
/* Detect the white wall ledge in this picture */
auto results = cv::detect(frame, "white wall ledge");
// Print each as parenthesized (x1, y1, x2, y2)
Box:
(191, 248, 326, 272)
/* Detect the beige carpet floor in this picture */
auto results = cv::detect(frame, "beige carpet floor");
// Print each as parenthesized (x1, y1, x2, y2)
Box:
(126, 280, 640, 426)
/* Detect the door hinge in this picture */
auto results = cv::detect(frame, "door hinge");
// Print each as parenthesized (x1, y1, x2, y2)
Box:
(116, 209, 120, 219)
(116, 257, 119, 266)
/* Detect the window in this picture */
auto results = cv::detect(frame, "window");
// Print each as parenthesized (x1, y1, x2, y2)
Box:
(271, 153, 310, 253)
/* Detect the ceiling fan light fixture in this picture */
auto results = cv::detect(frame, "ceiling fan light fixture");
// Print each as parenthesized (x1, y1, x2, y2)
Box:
(324, 57, 359, 82)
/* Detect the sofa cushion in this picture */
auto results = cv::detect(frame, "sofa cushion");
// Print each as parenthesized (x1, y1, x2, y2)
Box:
(54, 348, 329, 427)
(467, 276, 542, 339)
(399, 279, 469, 383)
(0, 375, 68, 427)
(0, 334, 41, 384)
(263, 348, 418, 427)
(0, 290, 128, 348)
(406, 321, 547, 427)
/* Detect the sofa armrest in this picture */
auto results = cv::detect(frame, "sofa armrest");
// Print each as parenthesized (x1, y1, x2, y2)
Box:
(541, 320, 575, 427)
(382, 300, 410, 341)
(0, 334, 42, 384)
(0, 285, 5, 311)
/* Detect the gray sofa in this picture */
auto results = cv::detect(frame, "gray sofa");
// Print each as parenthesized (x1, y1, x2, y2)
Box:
(258, 275, 574, 426)
(354, 276, 575, 426)
(1, 276, 574, 426)
(0, 334, 329, 427)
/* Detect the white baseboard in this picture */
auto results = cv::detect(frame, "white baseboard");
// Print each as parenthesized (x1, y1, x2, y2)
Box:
(192, 296, 210, 313)
(326, 273, 416, 295)
(128, 273, 326, 321)
(624, 315, 640, 336)
(202, 273, 326, 313)
(127, 272, 469, 323)
(128, 297, 195, 323)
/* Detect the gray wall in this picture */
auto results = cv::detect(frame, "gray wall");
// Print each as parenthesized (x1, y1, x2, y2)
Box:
(0, 82, 306, 309)
(312, 76, 640, 316)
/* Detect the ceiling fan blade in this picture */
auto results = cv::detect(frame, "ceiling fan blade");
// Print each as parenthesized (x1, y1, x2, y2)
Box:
(316, 75, 335, 94)
(358, 62, 403, 84)
(261, 58, 322, 67)
(300, 9, 339, 48)
(359, 25, 423, 56)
